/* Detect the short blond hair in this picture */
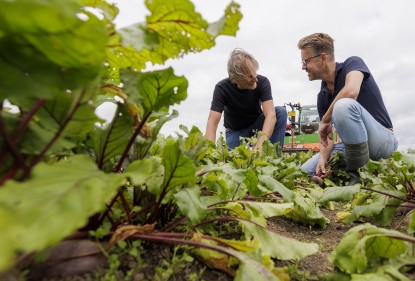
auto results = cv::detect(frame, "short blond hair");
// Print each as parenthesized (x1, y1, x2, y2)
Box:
(227, 48, 259, 83)
(298, 33, 335, 59)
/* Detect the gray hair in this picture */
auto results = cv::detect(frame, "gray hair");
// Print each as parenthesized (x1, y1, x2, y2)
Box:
(227, 48, 259, 83)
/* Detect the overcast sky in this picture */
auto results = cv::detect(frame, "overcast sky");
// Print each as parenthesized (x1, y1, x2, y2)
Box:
(110, 0, 415, 150)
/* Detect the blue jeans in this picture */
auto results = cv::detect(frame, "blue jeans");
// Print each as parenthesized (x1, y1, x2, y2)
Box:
(301, 98, 398, 176)
(225, 106, 288, 149)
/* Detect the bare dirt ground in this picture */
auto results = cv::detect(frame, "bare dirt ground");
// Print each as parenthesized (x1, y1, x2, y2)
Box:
(267, 208, 355, 279)
(268, 207, 415, 280)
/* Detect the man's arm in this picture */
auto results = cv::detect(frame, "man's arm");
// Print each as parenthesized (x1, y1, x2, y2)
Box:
(205, 110, 222, 143)
(316, 137, 335, 176)
(319, 70, 364, 147)
(254, 100, 276, 150)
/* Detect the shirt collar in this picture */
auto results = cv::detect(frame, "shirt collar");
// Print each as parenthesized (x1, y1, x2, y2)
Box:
(321, 62, 342, 95)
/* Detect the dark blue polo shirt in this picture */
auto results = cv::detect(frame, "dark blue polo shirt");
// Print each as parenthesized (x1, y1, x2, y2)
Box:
(317, 56, 393, 129)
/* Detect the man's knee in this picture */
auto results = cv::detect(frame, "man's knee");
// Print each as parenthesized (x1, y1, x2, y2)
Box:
(275, 106, 288, 118)
(333, 98, 359, 119)
(275, 106, 288, 126)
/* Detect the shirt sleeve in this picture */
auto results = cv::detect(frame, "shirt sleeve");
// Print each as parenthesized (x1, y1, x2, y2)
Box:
(344, 56, 371, 80)
(258, 76, 273, 102)
(210, 84, 225, 113)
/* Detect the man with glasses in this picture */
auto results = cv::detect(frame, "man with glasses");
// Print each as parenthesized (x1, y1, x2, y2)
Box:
(298, 33, 398, 185)
(205, 48, 287, 152)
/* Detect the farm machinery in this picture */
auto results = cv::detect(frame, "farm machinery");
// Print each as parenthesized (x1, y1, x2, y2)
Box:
(282, 102, 336, 153)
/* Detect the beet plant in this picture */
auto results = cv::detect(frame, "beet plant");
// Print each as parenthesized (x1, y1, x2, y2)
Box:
(0, 0, 321, 280)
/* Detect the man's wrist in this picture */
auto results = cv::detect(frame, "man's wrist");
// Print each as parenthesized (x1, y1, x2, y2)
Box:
(321, 117, 331, 123)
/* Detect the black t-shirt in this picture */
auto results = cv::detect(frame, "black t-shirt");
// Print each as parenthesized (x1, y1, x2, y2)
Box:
(210, 75, 273, 130)
(317, 56, 393, 129)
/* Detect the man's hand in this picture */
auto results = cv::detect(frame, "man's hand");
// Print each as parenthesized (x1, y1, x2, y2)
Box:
(318, 121, 333, 147)
(252, 138, 264, 154)
(316, 157, 328, 177)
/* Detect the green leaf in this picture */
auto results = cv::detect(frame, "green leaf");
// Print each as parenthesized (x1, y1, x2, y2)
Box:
(105, 36, 150, 74)
(201, 171, 233, 199)
(222, 202, 264, 224)
(241, 202, 293, 219)
(174, 185, 207, 223)
(240, 220, 319, 260)
(160, 139, 197, 203)
(92, 103, 135, 169)
(288, 195, 330, 228)
(214, 134, 230, 162)
(13, 89, 102, 143)
(0, 111, 75, 158)
(373, 203, 400, 227)
(396, 151, 415, 166)
(193, 240, 279, 281)
(180, 126, 210, 164)
(129, 158, 165, 209)
(329, 223, 407, 274)
(207, 2, 243, 37)
(140, 111, 179, 158)
(360, 263, 413, 281)
(201, 163, 252, 199)
(408, 212, 415, 234)
(121, 67, 188, 114)
(343, 203, 385, 224)
(0, 155, 125, 272)
(144, 0, 213, 62)
(350, 273, 393, 281)
(81, 0, 119, 21)
(0, 0, 108, 100)
(221, 201, 293, 226)
(125, 157, 163, 187)
(244, 168, 260, 196)
(258, 175, 295, 201)
(233, 257, 280, 281)
(222, 201, 293, 220)
(113, 0, 242, 69)
(219, 163, 249, 183)
(0, 0, 80, 34)
(318, 186, 361, 205)
(344, 190, 403, 225)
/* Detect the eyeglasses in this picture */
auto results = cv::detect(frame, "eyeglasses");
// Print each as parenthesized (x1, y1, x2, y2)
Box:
(301, 54, 321, 66)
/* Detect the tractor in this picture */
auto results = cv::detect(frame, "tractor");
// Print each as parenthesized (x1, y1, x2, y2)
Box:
(282, 103, 337, 153)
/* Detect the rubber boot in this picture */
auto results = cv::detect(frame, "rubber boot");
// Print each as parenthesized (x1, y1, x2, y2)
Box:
(347, 171, 362, 186)
(344, 142, 369, 185)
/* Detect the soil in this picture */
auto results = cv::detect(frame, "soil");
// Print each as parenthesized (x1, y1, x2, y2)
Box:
(267, 207, 415, 280)
(6, 207, 415, 281)
(267, 208, 353, 279)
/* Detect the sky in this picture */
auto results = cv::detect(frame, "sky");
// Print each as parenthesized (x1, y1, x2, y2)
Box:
(109, 0, 415, 150)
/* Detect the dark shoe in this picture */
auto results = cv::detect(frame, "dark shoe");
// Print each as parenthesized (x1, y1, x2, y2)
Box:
(348, 171, 362, 185)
